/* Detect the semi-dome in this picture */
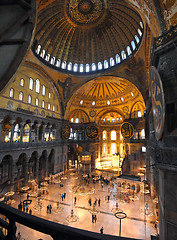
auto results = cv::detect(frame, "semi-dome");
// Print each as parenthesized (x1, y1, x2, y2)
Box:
(33, 0, 144, 74)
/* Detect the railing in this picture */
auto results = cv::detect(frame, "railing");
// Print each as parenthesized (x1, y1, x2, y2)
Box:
(0, 202, 138, 240)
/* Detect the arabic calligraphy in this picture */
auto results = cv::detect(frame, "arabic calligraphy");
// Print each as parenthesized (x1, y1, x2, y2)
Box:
(121, 122, 134, 139)
(62, 124, 71, 140)
(85, 125, 98, 139)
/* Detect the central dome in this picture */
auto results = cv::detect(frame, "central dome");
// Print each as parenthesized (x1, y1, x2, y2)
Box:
(33, 0, 144, 74)
(66, 0, 105, 25)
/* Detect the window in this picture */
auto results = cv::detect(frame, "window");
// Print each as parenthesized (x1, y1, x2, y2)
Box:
(61, 61, 66, 69)
(107, 100, 110, 105)
(112, 118, 115, 123)
(131, 92, 134, 96)
(73, 63, 78, 72)
(75, 118, 79, 123)
(36, 44, 41, 54)
(110, 57, 115, 66)
(115, 54, 121, 64)
(45, 54, 50, 61)
(49, 92, 51, 99)
(9, 88, 14, 98)
(116, 118, 119, 122)
(140, 21, 143, 29)
(56, 59, 61, 67)
(121, 97, 124, 102)
(138, 28, 142, 37)
(80, 100, 83, 105)
(42, 85, 45, 96)
(135, 35, 140, 44)
(92, 101, 95, 106)
(48, 103, 51, 110)
(20, 78, 24, 87)
(35, 98, 39, 106)
(103, 130, 107, 140)
(19, 92, 23, 101)
(79, 64, 84, 72)
(42, 100, 45, 108)
(103, 118, 105, 122)
(104, 60, 108, 69)
(141, 129, 145, 139)
(40, 49, 45, 58)
(121, 51, 126, 60)
(120, 117, 122, 121)
(53, 105, 55, 111)
(86, 64, 90, 72)
(71, 118, 74, 123)
(142, 146, 146, 152)
(28, 95, 32, 104)
(103, 143, 107, 155)
(111, 130, 116, 140)
(137, 111, 142, 117)
(131, 41, 136, 51)
(50, 57, 55, 65)
(92, 63, 96, 71)
(111, 143, 116, 155)
(98, 62, 102, 70)
(29, 78, 33, 90)
(67, 62, 72, 71)
(36, 79, 40, 93)
(107, 118, 110, 122)
(127, 46, 132, 56)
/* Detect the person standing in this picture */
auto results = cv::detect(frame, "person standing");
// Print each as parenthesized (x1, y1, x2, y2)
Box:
(92, 214, 94, 223)
(98, 198, 101, 206)
(94, 215, 97, 223)
(74, 196, 77, 205)
(100, 227, 103, 234)
(49, 205, 52, 213)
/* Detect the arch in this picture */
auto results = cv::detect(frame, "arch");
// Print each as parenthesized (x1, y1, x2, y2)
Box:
(68, 109, 90, 123)
(0, 155, 13, 184)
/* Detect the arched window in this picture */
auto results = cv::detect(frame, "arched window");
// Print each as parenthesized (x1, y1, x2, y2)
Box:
(61, 61, 66, 69)
(19, 92, 23, 101)
(110, 57, 115, 66)
(121, 97, 124, 102)
(86, 64, 90, 72)
(40, 49, 45, 58)
(56, 59, 61, 67)
(103, 143, 107, 155)
(52, 105, 55, 111)
(73, 63, 78, 72)
(111, 143, 117, 155)
(50, 57, 55, 65)
(92, 101, 95, 106)
(103, 118, 105, 122)
(140, 21, 143, 28)
(135, 35, 140, 44)
(141, 129, 145, 139)
(48, 92, 51, 99)
(13, 124, 20, 142)
(107, 100, 110, 105)
(111, 130, 116, 140)
(45, 54, 50, 61)
(131, 41, 136, 50)
(28, 95, 32, 104)
(36, 44, 41, 54)
(80, 100, 83, 105)
(70, 118, 74, 123)
(98, 62, 102, 70)
(36, 79, 40, 93)
(67, 62, 72, 71)
(127, 46, 132, 56)
(48, 103, 51, 110)
(103, 131, 107, 140)
(75, 118, 79, 123)
(92, 63, 96, 71)
(9, 88, 14, 98)
(42, 100, 45, 108)
(20, 78, 24, 87)
(79, 64, 84, 72)
(121, 51, 126, 60)
(29, 78, 33, 90)
(35, 98, 39, 106)
(107, 118, 110, 123)
(112, 118, 115, 123)
(137, 111, 142, 117)
(116, 118, 119, 122)
(42, 85, 45, 96)
(138, 28, 142, 37)
(115, 54, 121, 63)
(104, 60, 109, 69)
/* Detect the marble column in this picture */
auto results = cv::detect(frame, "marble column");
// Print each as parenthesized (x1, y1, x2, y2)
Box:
(36, 124, 40, 142)
(29, 123, 32, 143)
(20, 122, 25, 143)
(23, 157, 29, 185)
(10, 120, 15, 143)
(35, 158, 39, 180)
(10, 162, 16, 191)
(0, 119, 3, 142)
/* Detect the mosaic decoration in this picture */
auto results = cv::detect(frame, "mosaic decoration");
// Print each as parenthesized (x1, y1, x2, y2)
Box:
(150, 66, 165, 141)
(121, 122, 134, 139)
(89, 110, 96, 118)
(66, 0, 106, 25)
(62, 124, 71, 140)
(85, 124, 98, 139)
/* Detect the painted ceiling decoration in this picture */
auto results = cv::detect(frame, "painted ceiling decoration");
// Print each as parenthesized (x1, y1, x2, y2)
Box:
(33, 0, 144, 74)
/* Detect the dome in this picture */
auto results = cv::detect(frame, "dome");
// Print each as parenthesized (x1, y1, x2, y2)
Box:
(33, 0, 144, 74)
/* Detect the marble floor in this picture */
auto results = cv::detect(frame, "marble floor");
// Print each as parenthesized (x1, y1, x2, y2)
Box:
(4, 170, 157, 240)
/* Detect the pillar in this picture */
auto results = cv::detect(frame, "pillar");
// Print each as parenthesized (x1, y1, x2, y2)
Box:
(10, 120, 15, 143)
(20, 122, 25, 143)
(48, 125, 52, 141)
(24, 157, 29, 185)
(10, 162, 16, 192)
(35, 158, 39, 180)
(42, 124, 47, 141)
(36, 124, 40, 142)
(0, 119, 3, 142)
(29, 123, 32, 143)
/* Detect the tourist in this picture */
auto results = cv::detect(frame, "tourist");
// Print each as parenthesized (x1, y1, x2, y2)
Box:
(94, 215, 97, 223)
(47, 205, 49, 214)
(92, 214, 94, 223)
(88, 198, 92, 206)
(63, 192, 66, 199)
(17, 232, 21, 240)
(100, 227, 103, 234)
(27, 193, 29, 200)
(74, 196, 77, 205)
(61, 194, 64, 201)
(49, 205, 52, 213)
(29, 209, 32, 215)
(98, 198, 101, 206)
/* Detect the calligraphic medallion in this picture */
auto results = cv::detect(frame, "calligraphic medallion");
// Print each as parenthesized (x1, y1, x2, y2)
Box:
(62, 124, 71, 140)
(66, 0, 106, 26)
(85, 124, 98, 139)
(121, 122, 134, 139)
(150, 66, 165, 141)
